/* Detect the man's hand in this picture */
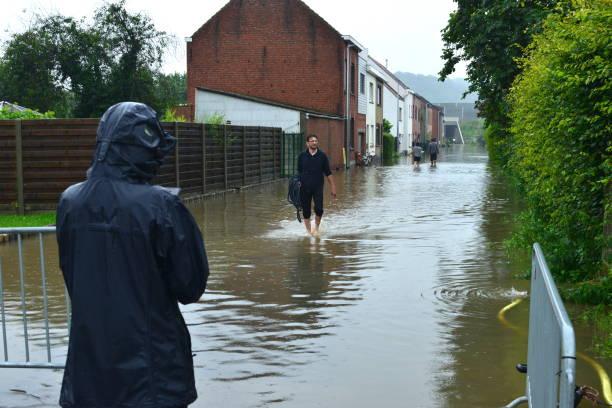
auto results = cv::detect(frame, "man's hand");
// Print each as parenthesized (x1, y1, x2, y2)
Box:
(327, 174, 336, 198)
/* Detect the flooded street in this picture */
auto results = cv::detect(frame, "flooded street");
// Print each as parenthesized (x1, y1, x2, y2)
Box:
(0, 145, 609, 407)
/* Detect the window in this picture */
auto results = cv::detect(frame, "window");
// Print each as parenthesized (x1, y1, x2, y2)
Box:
(360, 73, 365, 95)
(351, 63, 356, 95)
(399, 107, 403, 121)
(376, 85, 382, 106)
(369, 82, 374, 103)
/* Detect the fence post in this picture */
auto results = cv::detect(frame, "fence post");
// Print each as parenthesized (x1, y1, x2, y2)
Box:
(15, 120, 24, 215)
(202, 123, 207, 194)
(243, 126, 247, 185)
(174, 122, 180, 188)
(294, 134, 299, 175)
(259, 127, 263, 182)
(280, 132, 285, 177)
(273, 129, 277, 179)
(224, 125, 228, 189)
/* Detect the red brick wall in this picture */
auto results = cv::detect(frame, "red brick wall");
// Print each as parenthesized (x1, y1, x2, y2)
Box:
(413, 96, 427, 142)
(174, 105, 194, 122)
(431, 107, 440, 142)
(188, 0, 349, 116)
(305, 117, 345, 170)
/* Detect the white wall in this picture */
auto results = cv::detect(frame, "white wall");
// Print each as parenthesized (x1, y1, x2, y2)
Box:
(382, 85, 399, 138)
(366, 71, 377, 156)
(365, 56, 416, 153)
(358, 51, 368, 115)
(195, 90, 301, 132)
(401, 95, 414, 153)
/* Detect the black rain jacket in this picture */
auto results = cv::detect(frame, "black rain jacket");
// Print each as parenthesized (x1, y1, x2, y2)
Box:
(56, 102, 209, 408)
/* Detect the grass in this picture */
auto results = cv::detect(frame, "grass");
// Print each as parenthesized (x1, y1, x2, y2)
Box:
(0, 212, 56, 228)
(581, 305, 612, 359)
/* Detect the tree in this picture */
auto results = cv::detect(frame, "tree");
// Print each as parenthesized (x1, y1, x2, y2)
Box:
(460, 119, 485, 145)
(439, 0, 560, 164)
(153, 72, 187, 110)
(382, 118, 396, 161)
(0, 27, 73, 116)
(508, 0, 611, 284)
(94, 1, 171, 113)
(0, 0, 173, 117)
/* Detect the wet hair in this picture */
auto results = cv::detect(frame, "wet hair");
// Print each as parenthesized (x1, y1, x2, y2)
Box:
(306, 134, 318, 142)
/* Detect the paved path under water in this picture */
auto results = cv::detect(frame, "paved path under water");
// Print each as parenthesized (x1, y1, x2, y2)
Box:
(0, 145, 609, 407)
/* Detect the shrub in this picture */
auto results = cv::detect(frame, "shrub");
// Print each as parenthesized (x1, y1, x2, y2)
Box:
(160, 107, 186, 122)
(508, 0, 611, 284)
(0, 106, 55, 119)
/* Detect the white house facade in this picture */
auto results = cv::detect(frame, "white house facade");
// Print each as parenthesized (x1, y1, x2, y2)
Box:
(195, 88, 301, 132)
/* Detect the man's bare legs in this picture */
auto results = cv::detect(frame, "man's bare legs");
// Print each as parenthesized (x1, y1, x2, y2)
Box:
(304, 218, 312, 234)
(303, 216, 322, 235)
(313, 215, 322, 235)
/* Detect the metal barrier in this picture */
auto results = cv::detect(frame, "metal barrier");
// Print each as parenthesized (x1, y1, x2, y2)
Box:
(504, 243, 576, 407)
(0, 226, 68, 368)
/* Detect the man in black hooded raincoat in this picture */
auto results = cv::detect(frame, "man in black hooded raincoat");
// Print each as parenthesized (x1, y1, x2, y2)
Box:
(56, 102, 209, 408)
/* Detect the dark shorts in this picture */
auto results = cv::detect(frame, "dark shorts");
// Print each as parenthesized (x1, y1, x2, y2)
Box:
(300, 185, 324, 219)
(430, 153, 437, 161)
(414, 156, 421, 162)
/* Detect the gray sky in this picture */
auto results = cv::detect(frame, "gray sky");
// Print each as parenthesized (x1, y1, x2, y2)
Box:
(1, 0, 467, 78)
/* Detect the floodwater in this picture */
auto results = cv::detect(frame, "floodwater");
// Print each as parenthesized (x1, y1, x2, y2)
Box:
(0, 145, 609, 407)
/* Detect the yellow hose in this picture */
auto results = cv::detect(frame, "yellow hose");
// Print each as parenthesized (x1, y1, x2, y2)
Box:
(497, 298, 524, 332)
(577, 351, 612, 405)
(498, 299, 611, 405)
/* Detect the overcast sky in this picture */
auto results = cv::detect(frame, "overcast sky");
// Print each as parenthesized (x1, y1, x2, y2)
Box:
(1, 0, 467, 78)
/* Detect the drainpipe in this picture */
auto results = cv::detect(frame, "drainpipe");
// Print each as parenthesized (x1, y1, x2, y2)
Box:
(396, 82, 400, 154)
(345, 43, 354, 169)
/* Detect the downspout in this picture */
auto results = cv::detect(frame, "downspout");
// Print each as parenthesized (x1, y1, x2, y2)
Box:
(345, 43, 354, 169)
(396, 82, 400, 154)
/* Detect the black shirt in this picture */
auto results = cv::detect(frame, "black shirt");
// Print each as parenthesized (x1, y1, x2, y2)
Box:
(297, 149, 331, 189)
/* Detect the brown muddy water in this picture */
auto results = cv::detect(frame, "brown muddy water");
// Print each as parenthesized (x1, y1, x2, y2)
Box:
(0, 145, 609, 407)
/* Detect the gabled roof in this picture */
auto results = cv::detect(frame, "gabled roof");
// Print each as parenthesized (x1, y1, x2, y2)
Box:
(341, 35, 366, 52)
(368, 56, 411, 90)
(366, 64, 385, 81)
(0, 101, 28, 112)
(191, 0, 349, 44)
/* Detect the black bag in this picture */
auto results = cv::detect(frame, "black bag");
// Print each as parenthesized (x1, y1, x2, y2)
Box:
(287, 174, 302, 222)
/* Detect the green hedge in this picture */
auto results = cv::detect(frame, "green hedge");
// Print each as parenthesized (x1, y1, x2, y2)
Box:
(507, 0, 611, 287)
(0, 106, 55, 119)
(383, 133, 396, 161)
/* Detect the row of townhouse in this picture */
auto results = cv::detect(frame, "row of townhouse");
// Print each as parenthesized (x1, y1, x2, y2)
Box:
(182, 0, 444, 169)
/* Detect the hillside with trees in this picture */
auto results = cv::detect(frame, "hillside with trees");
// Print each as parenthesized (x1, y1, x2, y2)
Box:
(394, 72, 477, 103)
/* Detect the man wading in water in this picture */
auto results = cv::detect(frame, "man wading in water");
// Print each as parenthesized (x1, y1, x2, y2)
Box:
(297, 134, 336, 235)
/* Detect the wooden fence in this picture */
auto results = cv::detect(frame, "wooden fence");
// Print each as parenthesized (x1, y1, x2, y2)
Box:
(0, 119, 282, 213)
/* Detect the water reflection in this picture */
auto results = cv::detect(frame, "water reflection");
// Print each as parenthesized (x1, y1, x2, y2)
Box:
(0, 234, 68, 368)
(0, 145, 609, 407)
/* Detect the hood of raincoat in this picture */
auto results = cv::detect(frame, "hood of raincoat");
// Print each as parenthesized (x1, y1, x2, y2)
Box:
(87, 102, 176, 182)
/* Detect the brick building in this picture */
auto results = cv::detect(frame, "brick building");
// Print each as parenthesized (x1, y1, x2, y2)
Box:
(186, 0, 366, 169)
